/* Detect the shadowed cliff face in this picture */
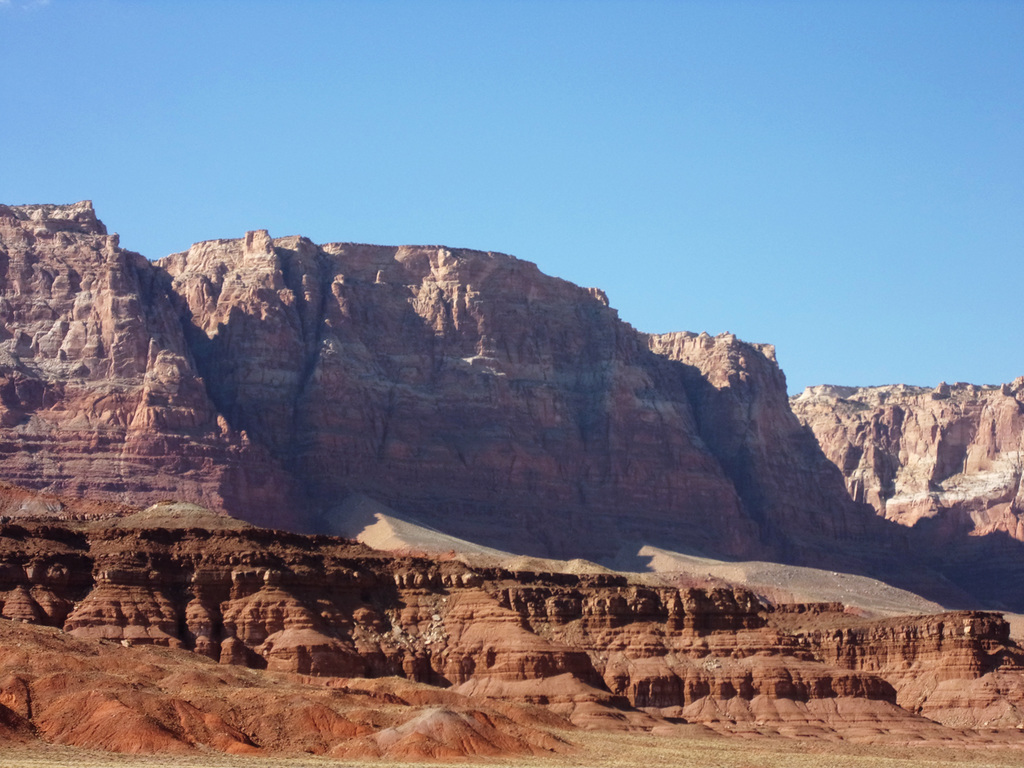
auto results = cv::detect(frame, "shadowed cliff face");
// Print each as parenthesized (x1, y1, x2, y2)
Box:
(158, 231, 791, 561)
(154, 220, 892, 566)
(2, 202, 1022, 610)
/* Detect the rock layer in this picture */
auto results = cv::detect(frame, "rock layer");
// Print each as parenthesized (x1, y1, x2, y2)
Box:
(792, 383, 1024, 609)
(792, 382, 1024, 538)
(0, 618, 570, 758)
(1, 513, 1023, 755)
(158, 233, 778, 560)
(3, 202, 1023, 610)
(0, 202, 294, 528)
(0, 201, 874, 565)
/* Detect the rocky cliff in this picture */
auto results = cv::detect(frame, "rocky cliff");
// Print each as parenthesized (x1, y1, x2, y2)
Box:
(792, 383, 1024, 608)
(792, 382, 1024, 537)
(158, 229, 760, 559)
(0, 202, 295, 528)
(5, 202, 1024, 610)
(1, 510, 1022, 756)
(646, 333, 879, 559)
(0, 201, 877, 568)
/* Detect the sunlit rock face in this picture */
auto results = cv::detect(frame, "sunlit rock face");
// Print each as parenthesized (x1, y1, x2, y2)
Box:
(0, 201, 873, 564)
(4, 514, 1024, 749)
(158, 232, 761, 560)
(792, 382, 1024, 541)
(13, 201, 1024, 611)
(791, 381, 1024, 611)
(0, 202, 295, 529)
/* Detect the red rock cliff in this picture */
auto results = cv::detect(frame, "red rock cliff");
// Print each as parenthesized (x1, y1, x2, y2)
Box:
(0, 202, 295, 527)
(2, 202, 1015, 609)
(0, 202, 878, 567)
(792, 382, 1024, 610)
(158, 232, 761, 560)
(792, 382, 1024, 538)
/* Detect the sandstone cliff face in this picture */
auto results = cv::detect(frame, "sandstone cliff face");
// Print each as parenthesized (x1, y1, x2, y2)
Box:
(647, 333, 881, 562)
(0, 202, 295, 527)
(7, 202, 1024, 610)
(792, 383, 1024, 609)
(0, 202, 875, 568)
(779, 605, 1024, 729)
(792, 382, 1024, 539)
(158, 233, 761, 560)
(1, 514, 1022, 755)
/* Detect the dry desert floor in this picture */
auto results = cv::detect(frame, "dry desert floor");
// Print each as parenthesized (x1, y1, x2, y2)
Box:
(3, 730, 1024, 768)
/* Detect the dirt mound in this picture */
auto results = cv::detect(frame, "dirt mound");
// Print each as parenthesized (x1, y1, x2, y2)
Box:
(108, 502, 250, 531)
(333, 706, 570, 759)
(637, 545, 945, 618)
(0, 619, 567, 758)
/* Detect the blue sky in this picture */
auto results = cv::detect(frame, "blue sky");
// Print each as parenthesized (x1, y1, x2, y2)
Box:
(1, 1, 1021, 392)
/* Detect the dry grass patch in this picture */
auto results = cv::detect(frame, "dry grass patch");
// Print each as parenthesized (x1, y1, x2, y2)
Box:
(3, 729, 1024, 768)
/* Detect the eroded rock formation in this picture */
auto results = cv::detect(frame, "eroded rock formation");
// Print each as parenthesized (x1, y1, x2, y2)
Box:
(2, 512, 1024, 753)
(793, 383, 1024, 609)
(792, 382, 1024, 538)
(0, 512, 1022, 755)
(4, 202, 1024, 611)
(0, 202, 295, 528)
(0, 617, 570, 758)
(0, 201, 875, 565)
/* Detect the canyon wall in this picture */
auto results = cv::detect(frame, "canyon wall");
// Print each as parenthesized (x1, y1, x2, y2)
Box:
(792, 383, 1024, 608)
(4, 202, 1024, 609)
(0, 202, 295, 527)
(0, 202, 872, 567)
(792, 382, 1024, 539)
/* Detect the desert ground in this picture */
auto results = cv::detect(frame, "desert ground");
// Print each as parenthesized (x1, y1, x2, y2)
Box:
(3, 730, 1024, 768)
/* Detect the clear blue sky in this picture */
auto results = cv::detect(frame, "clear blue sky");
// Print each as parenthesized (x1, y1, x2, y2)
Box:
(1, 1, 1021, 392)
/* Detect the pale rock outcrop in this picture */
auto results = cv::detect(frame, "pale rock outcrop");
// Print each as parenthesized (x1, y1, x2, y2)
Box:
(792, 382, 1024, 539)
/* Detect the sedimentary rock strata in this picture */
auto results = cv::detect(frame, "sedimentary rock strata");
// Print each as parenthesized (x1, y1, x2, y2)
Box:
(0, 202, 882, 566)
(2, 201, 1022, 610)
(0, 511, 1022, 756)
(793, 383, 1024, 610)
(0, 202, 294, 528)
(0, 618, 570, 758)
(792, 382, 1024, 539)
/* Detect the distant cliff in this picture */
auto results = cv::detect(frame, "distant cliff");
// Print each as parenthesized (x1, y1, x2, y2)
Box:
(3, 201, 1024, 610)
(0, 202, 870, 560)
(792, 382, 1024, 606)
(792, 382, 1024, 537)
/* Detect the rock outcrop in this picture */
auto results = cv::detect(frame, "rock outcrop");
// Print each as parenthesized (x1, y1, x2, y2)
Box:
(792, 383, 1024, 609)
(0, 202, 295, 528)
(158, 230, 766, 560)
(0, 201, 876, 567)
(646, 333, 881, 562)
(792, 383, 1024, 538)
(0, 617, 570, 758)
(3, 202, 1023, 610)
(1, 513, 1023, 755)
